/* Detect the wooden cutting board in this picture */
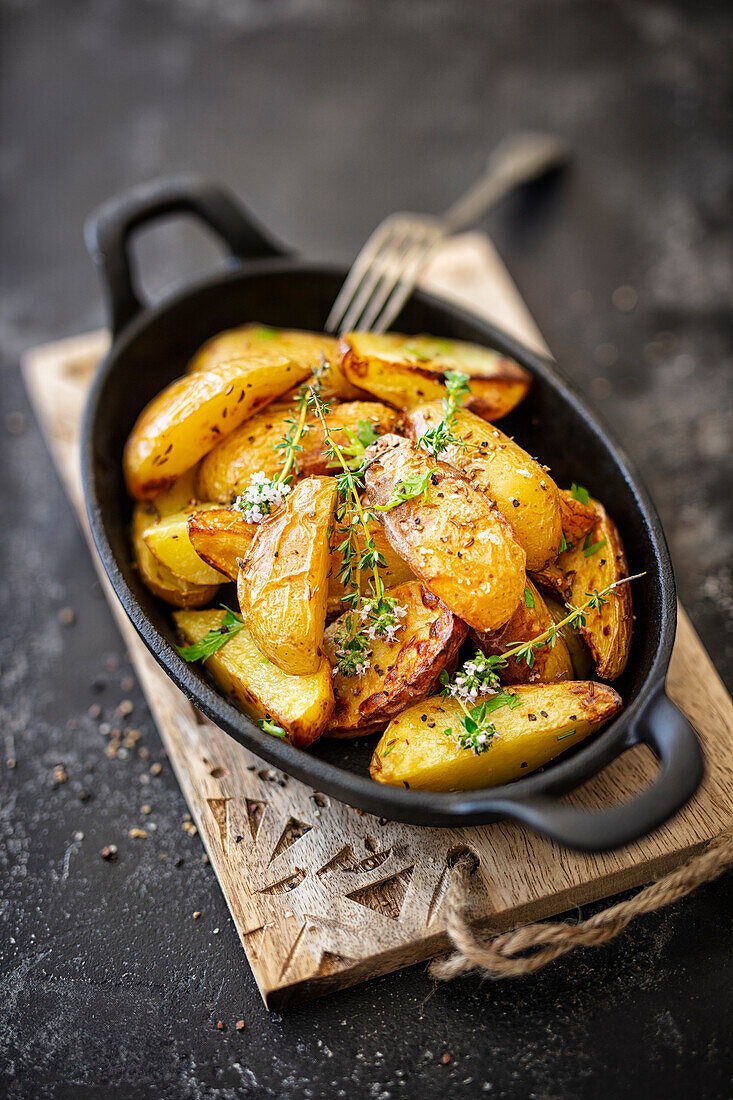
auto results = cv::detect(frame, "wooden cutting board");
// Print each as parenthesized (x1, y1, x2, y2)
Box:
(22, 233, 733, 1009)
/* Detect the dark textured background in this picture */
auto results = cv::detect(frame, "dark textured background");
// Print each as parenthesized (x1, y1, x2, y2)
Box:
(1, 1, 731, 1097)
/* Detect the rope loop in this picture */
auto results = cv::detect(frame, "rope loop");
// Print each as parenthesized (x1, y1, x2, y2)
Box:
(430, 829, 733, 981)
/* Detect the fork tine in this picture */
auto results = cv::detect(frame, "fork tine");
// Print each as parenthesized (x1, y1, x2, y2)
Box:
(358, 230, 431, 333)
(337, 223, 418, 335)
(366, 225, 442, 334)
(324, 219, 402, 334)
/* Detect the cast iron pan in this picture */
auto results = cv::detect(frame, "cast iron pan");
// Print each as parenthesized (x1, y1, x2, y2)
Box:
(81, 174, 704, 850)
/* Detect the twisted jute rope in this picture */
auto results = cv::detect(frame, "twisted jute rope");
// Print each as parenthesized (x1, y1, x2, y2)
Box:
(429, 828, 733, 981)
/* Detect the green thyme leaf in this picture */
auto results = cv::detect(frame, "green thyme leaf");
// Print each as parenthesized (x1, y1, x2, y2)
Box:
(259, 719, 287, 737)
(404, 344, 431, 361)
(176, 609, 245, 663)
(583, 534, 607, 557)
(444, 369, 471, 403)
(381, 740, 397, 758)
(524, 585, 535, 609)
(556, 729, 577, 741)
(571, 482, 590, 505)
(377, 469, 433, 511)
(356, 419, 380, 448)
(559, 533, 569, 554)
(253, 325, 280, 340)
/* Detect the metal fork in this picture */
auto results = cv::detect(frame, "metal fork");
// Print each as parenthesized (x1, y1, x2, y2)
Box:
(325, 132, 568, 336)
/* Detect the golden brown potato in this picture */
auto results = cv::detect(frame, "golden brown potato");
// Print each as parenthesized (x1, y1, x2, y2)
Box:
(406, 403, 562, 570)
(132, 503, 219, 608)
(363, 435, 526, 632)
(559, 488, 597, 543)
(142, 504, 229, 586)
(196, 400, 397, 503)
(323, 581, 468, 735)
(188, 323, 368, 400)
(531, 499, 632, 680)
(472, 580, 573, 685)
(174, 609, 334, 748)
(188, 508, 256, 582)
(153, 466, 200, 516)
(545, 595, 595, 679)
(340, 331, 531, 420)
(124, 353, 312, 500)
(370, 680, 622, 791)
(237, 477, 337, 675)
(327, 518, 415, 617)
(189, 323, 336, 373)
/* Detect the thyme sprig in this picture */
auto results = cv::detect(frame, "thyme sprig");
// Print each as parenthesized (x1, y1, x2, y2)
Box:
(414, 369, 471, 457)
(176, 607, 246, 662)
(307, 387, 406, 676)
(504, 573, 644, 668)
(439, 572, 645, 753)
(444, 692, 523, 755)
(272, 383, 312, 485)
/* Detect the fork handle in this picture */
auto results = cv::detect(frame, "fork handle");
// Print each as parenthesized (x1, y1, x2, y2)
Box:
(442, 132, 568, 234)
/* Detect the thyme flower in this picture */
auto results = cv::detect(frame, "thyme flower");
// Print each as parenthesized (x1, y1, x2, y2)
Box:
(233, 471, 292, 524)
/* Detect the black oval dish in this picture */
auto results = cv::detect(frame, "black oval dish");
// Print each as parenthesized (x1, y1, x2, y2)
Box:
(82, 175, 703, 850)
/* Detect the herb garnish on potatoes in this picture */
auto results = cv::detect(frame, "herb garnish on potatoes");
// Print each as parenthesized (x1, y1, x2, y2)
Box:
(123, 323, 640, 787)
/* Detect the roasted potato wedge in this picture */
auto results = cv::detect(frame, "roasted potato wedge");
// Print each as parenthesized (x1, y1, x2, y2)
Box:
(238, 477, 337, 675)
(531, 499, 632, 680)
(363, 435, 526, 632)
(124, 353, 312, 500)
(406, 403, 562, 570)
(188, 323, 368, 400)
(340, 332, 530, 420)
(327, 518, 415, 617)
(153, 466, 200, 516)
(142, 503, 230, 585)
(132, 503, 219, 608)
(472, 580, 573, 685)
(197, 400, 397, 503)
(174, 610, 333, 748)
(188, 323, 336, 374)
(188, 508, 256, 582)
(323, 581, 468, 735)
(559, 488, 597, 543)
(545, 595, 595, 679)
(371, 681, 622, 791)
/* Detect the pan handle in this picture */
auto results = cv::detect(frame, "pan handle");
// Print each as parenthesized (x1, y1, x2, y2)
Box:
(85, 174, 289, 337)
(493, 689, 704, 851)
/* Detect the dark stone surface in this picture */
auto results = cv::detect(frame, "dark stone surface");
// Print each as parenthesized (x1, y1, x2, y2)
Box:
(1, 1, 731, 1097)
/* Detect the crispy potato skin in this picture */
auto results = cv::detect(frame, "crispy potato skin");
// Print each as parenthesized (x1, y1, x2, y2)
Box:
(124, 354, 311, 500)
(327, 519, 415, 617)
(174, 610, 333, 748)
(531, 499, 632, 680)
(472, 580, 573, 685)
(340, 332, 530, 420)
(237, 477, 337, 675)
(371, 681, 622, 791)
(323, 581, 468, 735)
(188, 323, 370, 401)
(559, 489, 597, 542)
(132, 503, 219, 608)
(363, 435, 526, 632)
(188, 508, 256, 582)
(406, 403, 562, 570)
(197, 400, 397, 503)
